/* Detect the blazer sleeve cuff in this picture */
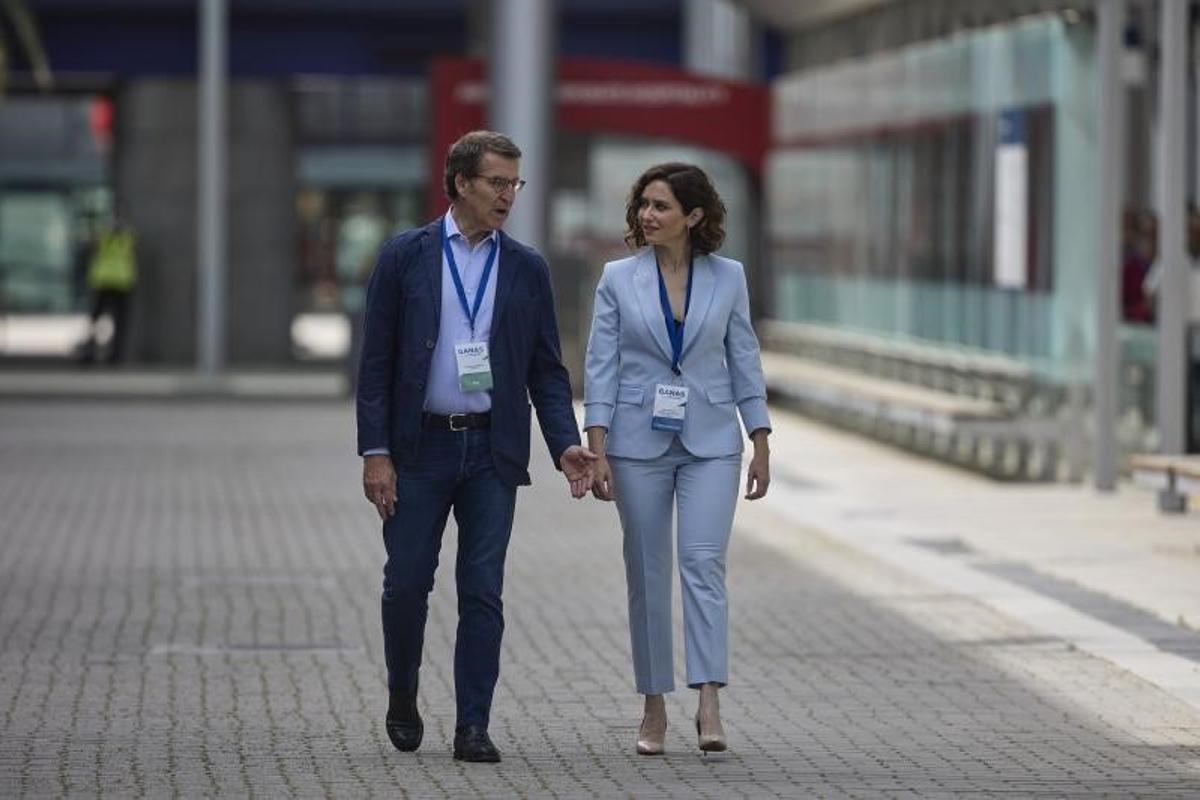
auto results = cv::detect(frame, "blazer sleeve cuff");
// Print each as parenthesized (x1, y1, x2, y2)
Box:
(737, 397, 771, 437)
(583, 401, 615, 430)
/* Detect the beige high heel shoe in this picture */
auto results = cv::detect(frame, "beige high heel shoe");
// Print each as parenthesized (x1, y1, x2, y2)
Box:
(636, 696, 667, 755)
(695, 685, 727, 753)
(636, 714, 667, 755)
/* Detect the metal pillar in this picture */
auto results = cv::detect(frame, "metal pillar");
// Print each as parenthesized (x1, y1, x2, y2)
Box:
(1094, 0, 1125, 490)
(1157, 0, 1189, 456)
(489, 0, 555, 252)
(197, 0, 227, 376)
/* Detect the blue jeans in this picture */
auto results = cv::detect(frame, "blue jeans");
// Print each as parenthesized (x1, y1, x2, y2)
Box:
(381, 428, 517, 731)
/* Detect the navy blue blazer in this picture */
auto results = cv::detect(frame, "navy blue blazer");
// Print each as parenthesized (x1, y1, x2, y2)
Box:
(356, 218, 581, 487)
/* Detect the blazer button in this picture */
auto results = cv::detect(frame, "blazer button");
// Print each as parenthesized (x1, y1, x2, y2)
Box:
(425, 339, 435, 349)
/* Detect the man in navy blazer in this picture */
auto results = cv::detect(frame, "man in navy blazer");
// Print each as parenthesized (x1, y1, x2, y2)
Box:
(357, 131, 596, 763)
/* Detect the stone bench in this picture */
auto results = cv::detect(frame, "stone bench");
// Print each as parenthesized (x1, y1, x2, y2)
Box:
(761, 351, 1007, 429)
(760, 320, 1036, 409)
(759, 345, 1073, 481)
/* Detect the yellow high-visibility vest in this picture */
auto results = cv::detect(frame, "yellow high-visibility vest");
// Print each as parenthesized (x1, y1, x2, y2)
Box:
(87, 229, 137, 291)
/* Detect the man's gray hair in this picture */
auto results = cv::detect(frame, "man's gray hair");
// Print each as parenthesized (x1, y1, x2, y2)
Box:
(444, 130, 522, 200)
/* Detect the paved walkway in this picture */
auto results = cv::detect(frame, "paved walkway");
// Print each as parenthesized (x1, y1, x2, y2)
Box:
(757, 407, 1200, 712)
(1, 400, 1199, 797)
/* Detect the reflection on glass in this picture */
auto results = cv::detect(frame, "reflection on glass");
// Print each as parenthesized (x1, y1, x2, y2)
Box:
(767, 13, 1081, 372)
(292, 188, 420, 360)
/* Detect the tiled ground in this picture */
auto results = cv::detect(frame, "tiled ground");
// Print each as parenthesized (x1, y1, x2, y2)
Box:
(1, 401, 1198, 798)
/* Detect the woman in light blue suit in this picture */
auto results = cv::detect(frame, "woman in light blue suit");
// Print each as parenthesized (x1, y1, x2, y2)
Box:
(584, 163, 771, 755)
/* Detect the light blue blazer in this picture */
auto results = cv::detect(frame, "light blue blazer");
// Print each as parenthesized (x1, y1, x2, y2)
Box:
(584, 249, 771, 460)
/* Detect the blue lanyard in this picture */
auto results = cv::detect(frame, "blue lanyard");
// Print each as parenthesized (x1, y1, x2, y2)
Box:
(442, 217, 497, 338)
(656, 255, 693, 375)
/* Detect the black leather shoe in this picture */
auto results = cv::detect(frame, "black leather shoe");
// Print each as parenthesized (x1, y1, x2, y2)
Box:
(453, 725, 501, 763)
(385, 690, 423, 752)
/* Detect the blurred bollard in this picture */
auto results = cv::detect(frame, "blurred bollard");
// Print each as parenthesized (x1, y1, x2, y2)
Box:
(1158, 487, 1187, 514)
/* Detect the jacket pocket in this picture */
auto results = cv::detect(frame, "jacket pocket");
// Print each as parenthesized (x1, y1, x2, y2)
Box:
(705, 383, 735, 404)
(617, 384, 645, 406)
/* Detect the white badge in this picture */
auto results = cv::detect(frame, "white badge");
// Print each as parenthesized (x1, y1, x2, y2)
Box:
(454, 341, 493, 392)
(651, 383, 688, 433)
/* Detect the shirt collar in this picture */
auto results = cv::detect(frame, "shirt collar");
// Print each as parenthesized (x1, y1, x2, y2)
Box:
(444, 209, 498, 248)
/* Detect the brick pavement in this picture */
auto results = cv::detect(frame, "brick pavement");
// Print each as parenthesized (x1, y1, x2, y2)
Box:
(1, 400, 1199, 798)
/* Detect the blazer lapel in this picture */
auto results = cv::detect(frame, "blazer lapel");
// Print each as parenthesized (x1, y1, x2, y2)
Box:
(421, 219, 443, 330)
(489, 231, 518, 341)
(681, 253, 716, 359)
(633, 248, 674, 364)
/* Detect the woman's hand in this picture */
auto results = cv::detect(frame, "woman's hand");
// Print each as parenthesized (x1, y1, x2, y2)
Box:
(745, 429, 770, 500)
(585, 426, 614, 501)
(592, 455, 615, 501)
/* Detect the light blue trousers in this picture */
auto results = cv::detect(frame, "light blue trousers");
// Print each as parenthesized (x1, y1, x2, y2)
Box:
(609, 439, 742, 695)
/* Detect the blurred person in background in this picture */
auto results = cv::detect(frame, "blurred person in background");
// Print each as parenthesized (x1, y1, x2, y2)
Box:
(1121, 209, 1157, 324)
(79, 206, 137, 365)
(71, 212, 98, 311)
(1139, 204, 1200, 321)
(583, 163, 771, 756)
(356, 130, 596, 763)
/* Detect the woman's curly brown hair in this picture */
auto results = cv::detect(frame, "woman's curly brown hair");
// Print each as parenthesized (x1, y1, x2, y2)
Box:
(623, 163, 726, 254)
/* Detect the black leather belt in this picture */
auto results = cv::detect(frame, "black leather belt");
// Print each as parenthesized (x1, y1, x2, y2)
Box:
(422, 412, 491, 432)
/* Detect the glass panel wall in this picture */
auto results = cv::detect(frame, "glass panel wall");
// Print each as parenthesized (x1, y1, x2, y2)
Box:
(0, 95, 112, 358)
(290, 77, 426, 362)
(768, 13, 1093, 383)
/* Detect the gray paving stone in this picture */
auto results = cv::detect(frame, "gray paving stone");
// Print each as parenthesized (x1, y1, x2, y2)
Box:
(0, 400, 1199, 798)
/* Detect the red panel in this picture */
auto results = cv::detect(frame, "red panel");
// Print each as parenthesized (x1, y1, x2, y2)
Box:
(428, 57, 767, 218)
(89, 95, 115, 153)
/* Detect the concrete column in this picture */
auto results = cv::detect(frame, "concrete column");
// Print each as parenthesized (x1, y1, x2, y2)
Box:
(1094, 0, 1125, 490)
(120, 79, 294, 366)
(683, 0, 756, 81)
(119, 80, 197, 364)
(1157, 0, 1188, 455)
(197, 0, 228, 376)
(226, 83, 295, 364)
(488, 0, 555, 252)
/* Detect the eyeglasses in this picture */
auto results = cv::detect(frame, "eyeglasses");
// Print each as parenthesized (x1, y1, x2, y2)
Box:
(474, 174, 527, 194)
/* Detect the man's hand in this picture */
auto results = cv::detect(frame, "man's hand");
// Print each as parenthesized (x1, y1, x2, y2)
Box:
(363, 454, 397, 520)
(560, 445, 599, 499)
(591, 456, 615, 501)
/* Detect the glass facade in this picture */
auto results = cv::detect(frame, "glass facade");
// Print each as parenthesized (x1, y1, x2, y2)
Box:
(767, 14, 1094, 383)
(289, 77, 427, 361)
(0, 95, 112, 316)
(0, 95, 113, 357)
